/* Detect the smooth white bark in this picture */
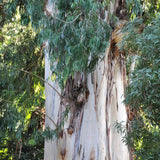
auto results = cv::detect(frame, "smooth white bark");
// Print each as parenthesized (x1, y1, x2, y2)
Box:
(44, 47, 129, 160)
(44, 1, 130, 159)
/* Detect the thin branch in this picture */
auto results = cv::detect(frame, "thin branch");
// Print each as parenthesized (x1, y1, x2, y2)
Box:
(1, 97, 58, 127)
(19, 68, 61, 97)
(37, 109, 57, 127)
(43, 112, 57, 127)
(1, 64, 59, 127)
(55, 12, 82, 24)
(0, 64, 62, 97)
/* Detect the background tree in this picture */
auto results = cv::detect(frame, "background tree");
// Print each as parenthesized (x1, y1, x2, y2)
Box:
(115, 0, 160, 159)
(0, 5, 45, 159)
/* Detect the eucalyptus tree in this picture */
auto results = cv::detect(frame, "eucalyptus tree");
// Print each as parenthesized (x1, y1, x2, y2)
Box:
(43, 0, 130, 159)
(1, 0, 130, 159)
(0, 0, 159, 160)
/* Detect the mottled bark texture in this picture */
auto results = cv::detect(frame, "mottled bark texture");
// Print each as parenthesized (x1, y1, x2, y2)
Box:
(44, 0, 130, 160)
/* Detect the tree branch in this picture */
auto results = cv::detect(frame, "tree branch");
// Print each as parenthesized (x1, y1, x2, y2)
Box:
(55, 12, 82, 24)
(19, 68, 61, 97)
(0, 64, 62, 97)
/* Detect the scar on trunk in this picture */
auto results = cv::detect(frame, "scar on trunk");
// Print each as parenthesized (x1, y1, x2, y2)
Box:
(61, 72, 89, 134)
(89, 148, 95, 160)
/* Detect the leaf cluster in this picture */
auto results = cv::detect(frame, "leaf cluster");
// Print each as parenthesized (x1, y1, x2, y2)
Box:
(126, 0, 160, 22)
(121, 16, 160, 160)
(43, 0, 111, 88)
(0, 13, 45, 159)
(4, 0, 111, 88)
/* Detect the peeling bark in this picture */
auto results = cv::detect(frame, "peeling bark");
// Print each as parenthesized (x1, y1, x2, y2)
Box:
(44, 1, 130, 160)
(45, 46, 130, 160)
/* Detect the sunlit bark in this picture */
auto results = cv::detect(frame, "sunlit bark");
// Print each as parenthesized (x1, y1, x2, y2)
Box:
(44, 0, 130, 160)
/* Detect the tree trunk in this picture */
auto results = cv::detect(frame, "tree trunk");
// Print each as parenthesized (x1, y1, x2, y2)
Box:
(44, 1, 130, 160)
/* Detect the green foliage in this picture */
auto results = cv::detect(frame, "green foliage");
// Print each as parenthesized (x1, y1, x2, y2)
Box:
(120, 15, 160, 160)
(116, 1, 160, 159)
(5, 0, 111, 88)
(4, 0, 45, 27)
(126, 0, 160, 22)
(0, 12, 44, 159)
(43, 0, 111, 88)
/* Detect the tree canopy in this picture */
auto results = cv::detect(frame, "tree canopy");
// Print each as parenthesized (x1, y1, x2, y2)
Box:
(120, 17, 160, 160)
(0, 6, 44, 159)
